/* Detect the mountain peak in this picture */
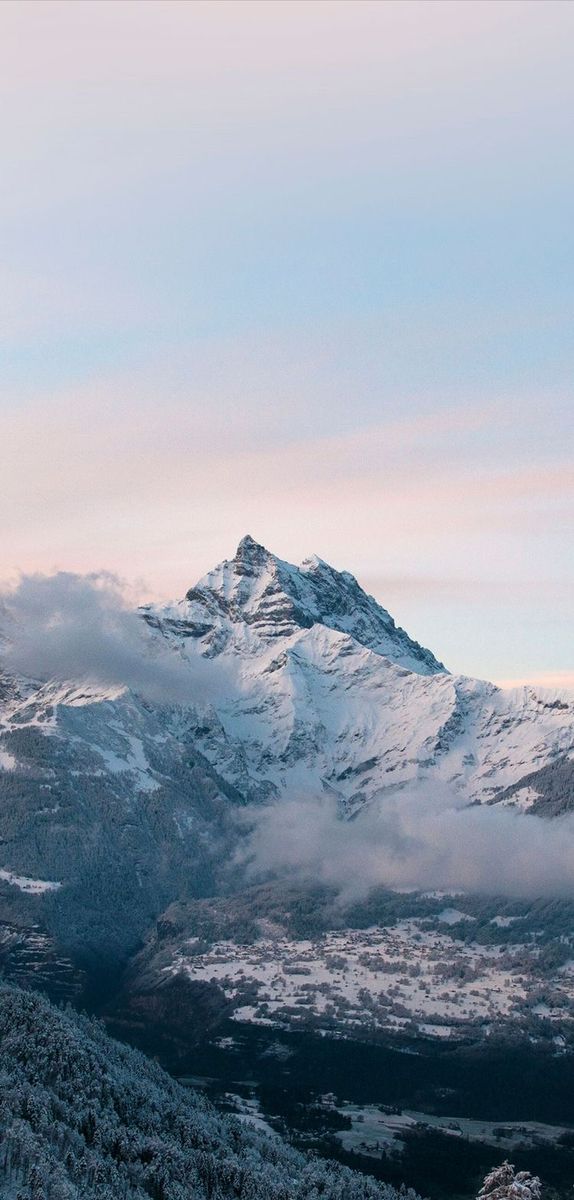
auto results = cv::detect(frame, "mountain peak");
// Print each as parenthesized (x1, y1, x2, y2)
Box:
(300, 552, 329, 573)
(235, 533, 268, 557)
(179, 540, 446, 675)
(233, 534, 271, 572)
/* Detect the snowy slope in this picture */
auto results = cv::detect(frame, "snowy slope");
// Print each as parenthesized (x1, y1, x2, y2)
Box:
(143, 536, 574, 813)
(0, 673, 243, 978)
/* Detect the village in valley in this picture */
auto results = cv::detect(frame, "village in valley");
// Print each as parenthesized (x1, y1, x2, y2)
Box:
(170, 913, 574, 1046)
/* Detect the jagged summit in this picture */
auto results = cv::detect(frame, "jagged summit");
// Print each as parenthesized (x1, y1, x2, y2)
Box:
(138, 540, 574, 816)
(177, 536, 446, 675)
(233, 533, 270, 572)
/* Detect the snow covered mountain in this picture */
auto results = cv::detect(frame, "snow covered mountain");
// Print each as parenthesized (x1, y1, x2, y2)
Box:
(154, 533, 445, 674)
(0, 535, 572, 1001)
(143, 536, 574, 815)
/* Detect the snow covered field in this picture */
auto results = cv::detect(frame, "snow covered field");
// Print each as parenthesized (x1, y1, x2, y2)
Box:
(333, 1104, 571, 1158)
(0, 868, 61, 894)
(171, 919, 574, 1041)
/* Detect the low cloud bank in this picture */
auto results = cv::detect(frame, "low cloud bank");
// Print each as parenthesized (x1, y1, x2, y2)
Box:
(0, 571, 225, 705)
(241, 788, 574, 901)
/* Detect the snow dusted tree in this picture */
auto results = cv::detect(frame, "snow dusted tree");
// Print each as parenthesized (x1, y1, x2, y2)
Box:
(478, 1162, 542, 1200)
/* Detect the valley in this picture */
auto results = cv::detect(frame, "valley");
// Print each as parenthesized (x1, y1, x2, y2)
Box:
(124, 1018, 574, 1200)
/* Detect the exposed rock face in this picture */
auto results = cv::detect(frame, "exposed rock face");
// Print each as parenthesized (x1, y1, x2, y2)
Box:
(176, 534, 446, 671)
(106, 972, 232, 1057)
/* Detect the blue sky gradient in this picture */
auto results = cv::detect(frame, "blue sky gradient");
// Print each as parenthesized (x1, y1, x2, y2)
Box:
(1, 0, 572, 684)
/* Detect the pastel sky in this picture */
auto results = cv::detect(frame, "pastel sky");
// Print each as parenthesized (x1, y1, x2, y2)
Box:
(1, 0, 572, 686)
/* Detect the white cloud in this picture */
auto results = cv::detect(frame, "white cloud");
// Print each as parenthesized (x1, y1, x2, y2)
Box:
(0, 571, 228, 705)
(241, 788, 574, 902)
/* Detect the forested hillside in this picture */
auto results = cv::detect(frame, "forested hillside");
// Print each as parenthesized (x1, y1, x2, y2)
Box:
(0, 984, 420, 1200)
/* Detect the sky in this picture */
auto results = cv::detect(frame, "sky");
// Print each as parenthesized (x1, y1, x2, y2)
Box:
(1, 0, 572, 686)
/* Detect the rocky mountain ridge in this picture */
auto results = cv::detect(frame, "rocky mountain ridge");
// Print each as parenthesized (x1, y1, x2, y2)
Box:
(144, 537, 574, 815)
(163, 533, 446, 674)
